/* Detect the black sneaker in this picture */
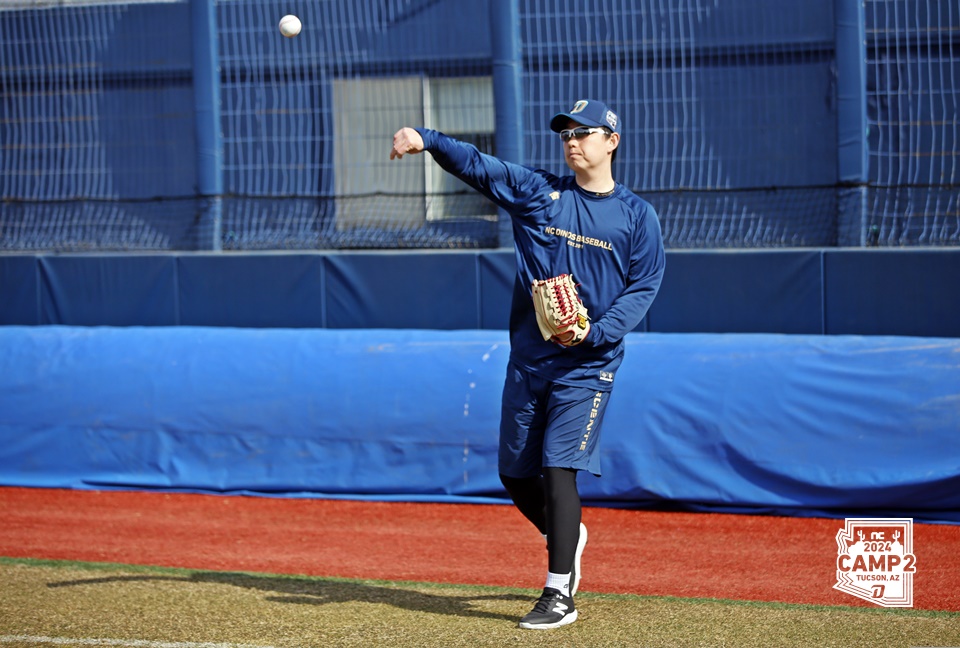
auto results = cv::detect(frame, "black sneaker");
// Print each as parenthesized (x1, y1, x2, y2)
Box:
(569, 522, 588, 596)
(518, 587, 577, 629)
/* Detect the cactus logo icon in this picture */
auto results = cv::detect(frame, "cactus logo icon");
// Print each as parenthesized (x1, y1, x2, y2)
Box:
(834, 518, 916, 607)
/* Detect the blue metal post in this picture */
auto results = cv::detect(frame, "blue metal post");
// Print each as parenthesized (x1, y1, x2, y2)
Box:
(835, 0, 869, 246)
(192, 0, 224, 250)
(490, 0, 522, 248)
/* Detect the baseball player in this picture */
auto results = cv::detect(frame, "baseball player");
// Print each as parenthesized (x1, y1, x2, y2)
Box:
(390, 99, 665, 629)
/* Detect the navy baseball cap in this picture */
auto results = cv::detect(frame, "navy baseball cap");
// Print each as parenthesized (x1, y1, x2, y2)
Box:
(550, 99, 620, 134)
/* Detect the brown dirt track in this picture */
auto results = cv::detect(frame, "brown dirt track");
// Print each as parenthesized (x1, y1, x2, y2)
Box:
(1, 486, 958, 611)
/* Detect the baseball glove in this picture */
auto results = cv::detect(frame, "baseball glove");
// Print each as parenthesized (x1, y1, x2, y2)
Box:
(532, 274, 591, 346)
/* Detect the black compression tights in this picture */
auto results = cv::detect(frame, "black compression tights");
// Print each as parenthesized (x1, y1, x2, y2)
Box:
(500, 468, 581, 574)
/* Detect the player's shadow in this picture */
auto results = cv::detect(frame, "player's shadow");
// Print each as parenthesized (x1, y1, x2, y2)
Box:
(48, 572, 529, 623)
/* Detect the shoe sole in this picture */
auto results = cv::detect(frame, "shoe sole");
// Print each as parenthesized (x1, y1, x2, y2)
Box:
(518, 609, 578, 630)
(570, 522, 587, 596)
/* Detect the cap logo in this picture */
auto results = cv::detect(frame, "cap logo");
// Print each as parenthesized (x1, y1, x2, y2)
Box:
(604, 110, 618, 130)
(570, 100, 589, 114)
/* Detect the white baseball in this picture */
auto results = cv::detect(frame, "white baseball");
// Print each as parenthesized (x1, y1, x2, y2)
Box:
(279, 14, 301, 38)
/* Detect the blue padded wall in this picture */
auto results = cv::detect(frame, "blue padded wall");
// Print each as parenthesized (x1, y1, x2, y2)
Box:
(39, 255, 178, 326)
(2, 250, 959, 336)
(323, 252, 482, 330)
(824, 249, 960, 337)
(1, 326, 958, 522)
(0, 256, 38, 325)
(0, 327, 505, 499)
(477, 251, 515, 330)
(178, 255, 326, 328)
(647, 250, 824, 334)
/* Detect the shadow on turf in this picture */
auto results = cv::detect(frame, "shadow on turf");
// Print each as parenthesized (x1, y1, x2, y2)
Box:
(47, 572, 528, 623)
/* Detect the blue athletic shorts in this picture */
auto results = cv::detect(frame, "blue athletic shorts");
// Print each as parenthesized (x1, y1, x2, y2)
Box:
(498, 362, 611, 478)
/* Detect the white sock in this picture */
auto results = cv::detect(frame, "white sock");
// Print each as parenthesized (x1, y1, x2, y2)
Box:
(545, 570, 571, 595)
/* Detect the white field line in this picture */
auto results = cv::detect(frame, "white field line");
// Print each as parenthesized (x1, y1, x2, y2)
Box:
(0, 637, 278, 648)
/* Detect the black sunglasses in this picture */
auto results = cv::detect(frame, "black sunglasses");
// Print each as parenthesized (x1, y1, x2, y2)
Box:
(559, 127, 610, 142)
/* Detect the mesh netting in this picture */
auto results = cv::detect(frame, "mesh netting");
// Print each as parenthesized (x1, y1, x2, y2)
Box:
(0, 0, 957, 250)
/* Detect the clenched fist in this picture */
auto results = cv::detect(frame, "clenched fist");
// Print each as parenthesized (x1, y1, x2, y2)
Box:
(390, 127, 425, 160)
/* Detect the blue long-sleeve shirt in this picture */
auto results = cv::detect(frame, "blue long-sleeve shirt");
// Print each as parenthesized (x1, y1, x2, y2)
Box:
(418, 128, 665, 391)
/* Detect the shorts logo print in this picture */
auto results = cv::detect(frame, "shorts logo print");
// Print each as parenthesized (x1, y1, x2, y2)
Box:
(580, 392, 603, 451)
